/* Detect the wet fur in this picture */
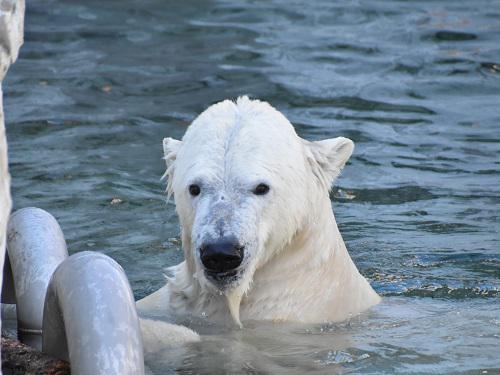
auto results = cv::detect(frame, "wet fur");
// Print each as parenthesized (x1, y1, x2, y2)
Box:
(138, 97, 380, 337)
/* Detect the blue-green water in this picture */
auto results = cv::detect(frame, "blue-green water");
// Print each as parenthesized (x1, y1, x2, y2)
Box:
(4, 0, 500, 373)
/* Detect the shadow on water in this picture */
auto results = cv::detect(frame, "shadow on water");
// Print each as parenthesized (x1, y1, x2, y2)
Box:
(4, 0, 500, 373)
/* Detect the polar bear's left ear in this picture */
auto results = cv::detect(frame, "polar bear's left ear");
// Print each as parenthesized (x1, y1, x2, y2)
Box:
(307, 137, 354, 188)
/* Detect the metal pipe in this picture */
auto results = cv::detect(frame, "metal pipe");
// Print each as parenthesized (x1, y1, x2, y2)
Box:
(43, 251, 145, 375)
(3, 207, 68, 349)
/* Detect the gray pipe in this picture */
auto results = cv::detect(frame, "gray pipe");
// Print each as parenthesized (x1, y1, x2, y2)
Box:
(43, 251, 145, 375)
(3, 207, 68, 349)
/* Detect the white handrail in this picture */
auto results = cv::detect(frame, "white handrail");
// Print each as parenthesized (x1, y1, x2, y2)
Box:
(3, 207, 68, 349)
(43, 251, 145, 375)
(2, 207, 145, 374)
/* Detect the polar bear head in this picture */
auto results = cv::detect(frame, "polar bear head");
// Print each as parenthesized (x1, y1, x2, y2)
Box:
(163, 97, 353, 323)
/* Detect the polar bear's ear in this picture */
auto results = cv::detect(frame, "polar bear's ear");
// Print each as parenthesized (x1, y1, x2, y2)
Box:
(162, 137, 182, 168)
(307, 137, 354, 188)
(162, 138, 182, 198)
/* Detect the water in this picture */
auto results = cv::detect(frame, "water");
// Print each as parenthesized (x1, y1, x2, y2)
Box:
(4, 0, 500, 373)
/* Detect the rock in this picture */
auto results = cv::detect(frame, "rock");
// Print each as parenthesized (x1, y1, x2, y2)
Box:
(1, 336, 70, 375)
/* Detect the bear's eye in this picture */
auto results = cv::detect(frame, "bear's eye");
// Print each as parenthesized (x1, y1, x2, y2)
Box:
(253, 183, 270, 196)
(188, 184, 201, 197)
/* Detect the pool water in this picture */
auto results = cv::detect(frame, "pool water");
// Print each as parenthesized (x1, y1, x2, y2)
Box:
(4, 0, 500, 373)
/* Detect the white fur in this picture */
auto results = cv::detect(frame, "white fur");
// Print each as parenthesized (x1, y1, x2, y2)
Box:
(140, 318, 200, 350)
(138, 97, 380, 334)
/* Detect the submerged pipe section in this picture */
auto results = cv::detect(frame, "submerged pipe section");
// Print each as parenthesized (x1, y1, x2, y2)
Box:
(3, 207, 68, 349)
(43, 251, 145, 375)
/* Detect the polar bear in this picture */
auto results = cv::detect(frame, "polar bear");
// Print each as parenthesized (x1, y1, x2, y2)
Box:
(138, 97, 379, 329)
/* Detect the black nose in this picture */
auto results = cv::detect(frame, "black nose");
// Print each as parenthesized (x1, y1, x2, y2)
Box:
(200, 238, 244, 273)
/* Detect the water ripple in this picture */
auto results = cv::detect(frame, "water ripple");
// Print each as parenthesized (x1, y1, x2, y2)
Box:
(4, 0, 500, 373)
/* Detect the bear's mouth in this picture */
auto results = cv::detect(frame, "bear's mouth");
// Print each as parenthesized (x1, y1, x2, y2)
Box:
(204, 269, 240, 288)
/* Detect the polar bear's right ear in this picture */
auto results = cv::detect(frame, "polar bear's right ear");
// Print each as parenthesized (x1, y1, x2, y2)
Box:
(307, 137, 354, 189)
(162, 138, 182, 198)
(162, 137, 182, 168)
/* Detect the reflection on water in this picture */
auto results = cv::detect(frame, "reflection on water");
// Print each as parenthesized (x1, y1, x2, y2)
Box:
(4, 0, 500, 373)
(144, 298, 500, 374)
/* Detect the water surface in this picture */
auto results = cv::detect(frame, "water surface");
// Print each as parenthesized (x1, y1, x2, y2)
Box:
(4, 0, 500, 373)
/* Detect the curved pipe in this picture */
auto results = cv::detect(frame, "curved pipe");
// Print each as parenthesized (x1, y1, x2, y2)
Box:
(2, 207, 68, 348)
(43, 251, 145, 375)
